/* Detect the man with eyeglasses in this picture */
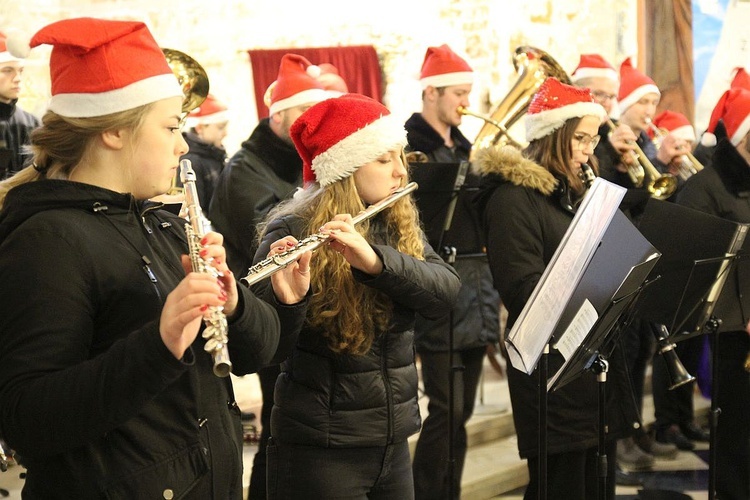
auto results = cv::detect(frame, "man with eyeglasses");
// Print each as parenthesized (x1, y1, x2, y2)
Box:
(0, 31, 39, 179)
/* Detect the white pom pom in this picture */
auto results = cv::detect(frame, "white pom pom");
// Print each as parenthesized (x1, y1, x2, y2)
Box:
(5, 30, 32, 59)
(307, 64, 321, 79)
(700, 132, 717, 148)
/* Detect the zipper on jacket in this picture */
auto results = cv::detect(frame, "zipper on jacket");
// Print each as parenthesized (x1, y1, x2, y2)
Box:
(141, 255, 162, 302)
(381, 334, 395, 442)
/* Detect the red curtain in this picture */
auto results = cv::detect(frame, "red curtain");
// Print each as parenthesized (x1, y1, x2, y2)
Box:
(248, 45, 383, 119)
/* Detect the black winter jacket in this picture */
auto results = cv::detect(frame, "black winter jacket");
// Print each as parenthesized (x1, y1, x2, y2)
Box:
(473, 146, 639, 458)
(176, 132, 227, 209)
(0, 99, 40, 178)
(0, 180, 307, 499)
(209, 119, 302, 276)
(405, 112, 500, 351)
(252, 213, 461, 447)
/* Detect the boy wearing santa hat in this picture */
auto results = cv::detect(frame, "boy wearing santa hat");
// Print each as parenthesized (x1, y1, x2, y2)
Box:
(0, 30, 39, 179)
(405, 43, 501, 500)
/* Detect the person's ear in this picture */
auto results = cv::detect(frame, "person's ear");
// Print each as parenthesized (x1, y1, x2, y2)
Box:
(101, 128, 126, 150)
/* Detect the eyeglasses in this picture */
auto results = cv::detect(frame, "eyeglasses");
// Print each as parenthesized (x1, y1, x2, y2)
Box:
(573, 133, 601, 151)
(590, 90, 617, 102)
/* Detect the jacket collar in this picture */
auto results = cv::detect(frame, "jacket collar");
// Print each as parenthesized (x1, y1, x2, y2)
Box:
(712, 139, 750, 196)
(405, 113, 472, 155)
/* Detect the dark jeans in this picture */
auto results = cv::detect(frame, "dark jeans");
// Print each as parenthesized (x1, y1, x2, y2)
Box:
(524, 441, 617, 500)
(412, 346, 486, 500)
(247, 364, 280, 500)
(713, 331, 750, 500)
(266, 439, 414, 500)
(652, 331, 703, 430)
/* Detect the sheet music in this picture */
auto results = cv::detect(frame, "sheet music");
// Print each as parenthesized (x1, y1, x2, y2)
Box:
(554, 299, 598, 360)
(505, 178, 626, 374)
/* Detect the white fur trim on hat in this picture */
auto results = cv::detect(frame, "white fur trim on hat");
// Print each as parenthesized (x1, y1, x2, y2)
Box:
(49, 74, 183, 118)
(731, 113, 750, 146)
(571, 67, 618, 83)
(0, 52, 21, 64)
(420, 71, 474, 89)
(268, 88, 328, 115)
(310, 113, 408, 187)
(185, 110, 229, 129)
(525, 102, 606, 142)
(669, 124, 696, 142)
(700, 131, 717, 147)
(618, 84, 660, 114)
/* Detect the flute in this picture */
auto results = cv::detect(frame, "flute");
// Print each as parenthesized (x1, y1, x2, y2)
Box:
(242, 182, 418, 287)
(180, 159, 232, 377)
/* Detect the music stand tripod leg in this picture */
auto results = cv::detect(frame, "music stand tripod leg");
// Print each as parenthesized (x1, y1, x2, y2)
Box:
(590, 355, 609, 500)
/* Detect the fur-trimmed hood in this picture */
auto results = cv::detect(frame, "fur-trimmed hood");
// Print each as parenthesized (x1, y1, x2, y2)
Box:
(472, 145, 558, 195)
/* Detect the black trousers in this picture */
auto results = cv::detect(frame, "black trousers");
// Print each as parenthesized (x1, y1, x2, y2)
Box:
(412, 346, 486, 500)
(247, 363, 280, 500)
(524, 441, 617, 500)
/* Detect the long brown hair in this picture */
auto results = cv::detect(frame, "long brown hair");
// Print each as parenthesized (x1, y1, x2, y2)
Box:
(258, 158, 425, 355)
(0, 105, 152, 208)
(523, 117, 599, 197)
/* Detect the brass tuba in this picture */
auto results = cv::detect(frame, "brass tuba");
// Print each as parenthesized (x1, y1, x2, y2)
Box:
(459, 46, 571, 155)
(161, 48, 210, 196)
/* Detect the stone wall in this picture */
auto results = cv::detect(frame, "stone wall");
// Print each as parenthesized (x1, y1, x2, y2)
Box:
(1, 0, 637, 154)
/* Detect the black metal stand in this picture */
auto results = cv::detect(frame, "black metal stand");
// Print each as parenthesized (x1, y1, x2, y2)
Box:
(703, 316, 722, 500)
(444, 246, 461, 500)
(538, 344, 549, 500)
(590, 355, 610, 500)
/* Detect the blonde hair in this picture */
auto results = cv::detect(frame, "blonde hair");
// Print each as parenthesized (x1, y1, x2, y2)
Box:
(0, 105, 152, 208)
(258, 161, 425, 355)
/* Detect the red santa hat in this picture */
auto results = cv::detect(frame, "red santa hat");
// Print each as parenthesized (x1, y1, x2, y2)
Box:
(525, 77, 606, 142)
(701, 87, 750, 147)
(419, 44, 474, 89)
(265, 54, 327, 115)
(731, 67, 750, 90)
(291, 93, 407, 187)
(570, 54, 618, 84)
(0, 31, 24, 64)
(7, 17, 182, 118)
(617, 58, 660, 113)
(185, 94, 228, 128)
(317, 63, 349, 97)
(649, 110, 695, 143)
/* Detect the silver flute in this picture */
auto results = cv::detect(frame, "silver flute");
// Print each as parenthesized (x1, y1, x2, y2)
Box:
(180, 159, 232, 377)
(242, 182, 419, 287)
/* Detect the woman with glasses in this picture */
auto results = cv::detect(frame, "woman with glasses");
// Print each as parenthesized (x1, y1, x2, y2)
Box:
(473, 77, 640, 500)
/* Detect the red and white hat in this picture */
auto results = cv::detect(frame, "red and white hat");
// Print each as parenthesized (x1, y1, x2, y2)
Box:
(525, 77, 606, 142)
(317, 63, 349, 97)
(266, 54, 327, 115)
(8, 17, 182, 118)
(617, 58, 660, 113)
(419, 44, 474, 89)
(650, 110, 695, 143)
(0, 31, 24, 64)
(701, 87, 750, 147)
(291, 93, 407, 187)
(570, 54, 618, 84)
(185, 94, 228, 128)
(731, 67, 750, 90)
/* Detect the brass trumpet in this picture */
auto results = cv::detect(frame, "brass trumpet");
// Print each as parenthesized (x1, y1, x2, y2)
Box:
(606, 119, 678, 200)
(646, 119, 704, 181)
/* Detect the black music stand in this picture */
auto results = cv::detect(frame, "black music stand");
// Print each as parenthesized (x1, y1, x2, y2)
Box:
(410, 160, 471, 500)
(634, 198, 750, 500)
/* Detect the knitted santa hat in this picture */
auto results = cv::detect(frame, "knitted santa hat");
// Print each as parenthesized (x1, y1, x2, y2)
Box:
(731, 67, 750, 90)
(8, 17, 182, 118)
(185, 94, 228, 128)
(291, 93, 407, 187)
(570, 54, 618, 83)
(266, 54, 327, 115)
(701, 87, 750, 147)
(317, 63, 349, 97)
(525, 77, 606, 142)
(419, 44, 474, 89)
(617, 57, 660, 113)
(0, 31, 24, 64)
(650, 110, 695, 143)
